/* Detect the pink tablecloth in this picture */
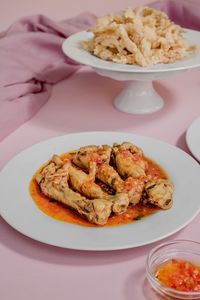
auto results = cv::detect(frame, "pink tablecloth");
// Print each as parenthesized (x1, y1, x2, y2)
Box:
(0, 1, 200, 300)
(1, 0, 200, 143)
(1, 65, 200, 300)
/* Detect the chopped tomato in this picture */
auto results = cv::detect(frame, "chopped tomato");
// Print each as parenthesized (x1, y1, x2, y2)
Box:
(155, 259, 200, 292)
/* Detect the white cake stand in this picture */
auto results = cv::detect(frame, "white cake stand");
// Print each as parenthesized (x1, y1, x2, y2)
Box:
(62, 30, 200, 114)
(93, 68, 177, 114)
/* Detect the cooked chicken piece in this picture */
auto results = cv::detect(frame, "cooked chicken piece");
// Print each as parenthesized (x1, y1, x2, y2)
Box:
(68, 160, 107, 199)
(35, 154, 63, 184)
(145, 178, 173, 209)
(96, 163, 124, 192)
(40, 179, 112, 225)
(64, 156, 128, 211)
(72, 143, 146, 204)
(107, 193, 129, 214)
(124, 176, 146, 205)
(113, 142, 148, 178)
(73, 144, 112, 169)
(36, 154, 130, 224)
(36, 156, 112, 225)
(73, 145, 125, 192)
(67, 160, 129, 214)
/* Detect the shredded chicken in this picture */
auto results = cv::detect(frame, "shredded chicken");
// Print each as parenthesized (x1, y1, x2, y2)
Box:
(82, 6, 197, 67)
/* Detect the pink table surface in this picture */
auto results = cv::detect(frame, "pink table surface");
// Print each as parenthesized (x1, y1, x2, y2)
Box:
(1, 1, 200, 300)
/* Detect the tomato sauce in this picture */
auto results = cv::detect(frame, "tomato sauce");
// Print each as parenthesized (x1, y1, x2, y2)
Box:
(155, 259, 200, 292)
(29, 153, 167, 227)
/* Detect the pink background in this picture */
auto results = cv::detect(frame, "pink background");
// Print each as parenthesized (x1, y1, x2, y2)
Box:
(0, 1, 200, 300)
(0, 0, 148, 30)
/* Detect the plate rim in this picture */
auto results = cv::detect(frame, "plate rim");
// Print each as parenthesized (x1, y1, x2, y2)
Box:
(186, 116, 200, 162)
(1, 131, 200, 251)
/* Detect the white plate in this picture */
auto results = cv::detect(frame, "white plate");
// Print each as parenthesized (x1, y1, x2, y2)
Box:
(186, 116, 200, 162)
(1, 132, 200, 251)
(62, 30, 200, 73)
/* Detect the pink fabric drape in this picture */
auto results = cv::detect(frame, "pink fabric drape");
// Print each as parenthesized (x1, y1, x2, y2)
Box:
(0, 13, 96, 141)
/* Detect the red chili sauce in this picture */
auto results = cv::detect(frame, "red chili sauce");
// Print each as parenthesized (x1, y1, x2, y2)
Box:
(155, 259, 200, 292)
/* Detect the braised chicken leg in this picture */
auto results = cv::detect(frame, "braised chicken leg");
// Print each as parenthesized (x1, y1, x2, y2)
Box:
(113, 142, 148, 178)
(68, 160, 107, 199)
(36, 156, 112, 225)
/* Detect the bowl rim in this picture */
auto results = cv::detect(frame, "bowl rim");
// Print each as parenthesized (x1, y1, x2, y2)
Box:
(146, 239, 200, 297)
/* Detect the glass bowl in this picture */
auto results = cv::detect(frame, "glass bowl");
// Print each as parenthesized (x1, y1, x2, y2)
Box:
(146, 240, 200, 299)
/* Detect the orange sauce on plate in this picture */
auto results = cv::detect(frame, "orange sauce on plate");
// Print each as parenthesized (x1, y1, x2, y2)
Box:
(29, 153, 167, 227)
(155, 259, 200, 292)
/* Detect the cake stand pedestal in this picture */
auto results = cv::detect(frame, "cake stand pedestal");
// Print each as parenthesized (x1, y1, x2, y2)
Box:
(94, 68, 179, 114)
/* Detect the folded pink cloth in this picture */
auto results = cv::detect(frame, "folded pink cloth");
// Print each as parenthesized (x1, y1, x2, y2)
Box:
(0, 13, 96, 142)
(0, 0, 200, 142)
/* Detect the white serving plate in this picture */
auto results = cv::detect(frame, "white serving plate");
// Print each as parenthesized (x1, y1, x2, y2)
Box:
(1, 132, 200, 250)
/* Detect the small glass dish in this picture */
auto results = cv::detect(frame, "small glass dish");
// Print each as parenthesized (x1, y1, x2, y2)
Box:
(146, 240, 200, 299)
